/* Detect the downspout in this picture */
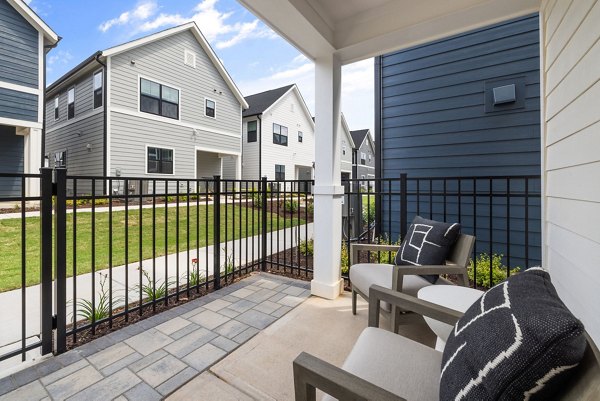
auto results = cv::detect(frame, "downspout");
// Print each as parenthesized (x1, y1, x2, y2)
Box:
(94, 53, 107, 193)
(257, 114, 262, 178)
(42, 38, 61, 168)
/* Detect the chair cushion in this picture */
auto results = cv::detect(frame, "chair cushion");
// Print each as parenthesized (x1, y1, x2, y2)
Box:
(322, 327, 442, 401)
(350, 263, 451, 312)
(440, 267, 587, 401)
(394, 216, 461, 283)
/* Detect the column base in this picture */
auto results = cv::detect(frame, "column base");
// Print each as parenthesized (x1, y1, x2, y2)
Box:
(311, 278, 344, 300)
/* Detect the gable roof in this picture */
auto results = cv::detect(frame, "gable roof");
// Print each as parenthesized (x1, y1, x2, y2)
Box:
(243, 84, 295, 117)
(340, 113, 355, 148)
(7, 0, 59, 44)
(47, 22, 248, 108)
(350, 129, 370, 150)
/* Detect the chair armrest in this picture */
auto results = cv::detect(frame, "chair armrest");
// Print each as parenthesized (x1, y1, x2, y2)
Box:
(392, 265, 470, 290)
(368, 285, 463, 328)
(293, 352, 406, 401)
(350, 243, 398, 265)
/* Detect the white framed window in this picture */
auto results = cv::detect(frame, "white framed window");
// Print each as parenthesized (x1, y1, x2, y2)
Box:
(342, 145, 346, 156)
(54, 97, 59, 120)
(247, 120, 257, 142)
(146, 146, 174, 174)
(140, 78, 179, 120)
(368, 153, 372, 162)
(67, 87, 75, 120)
(205, 98, 216, 118)
(54, 150, 67, 167)
(298, 131, 303, 142)
(361, 152, 367, 165)
(275, 164, 285, 180)
(273, 123, 288, 146)
(184, 49, 196, 68)
(93, 70, 103, 109)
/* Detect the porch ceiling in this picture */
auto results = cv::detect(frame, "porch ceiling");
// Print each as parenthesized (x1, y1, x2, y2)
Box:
(237, 0, 541, 63)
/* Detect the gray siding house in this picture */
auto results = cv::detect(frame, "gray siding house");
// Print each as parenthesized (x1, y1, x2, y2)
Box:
(0, 0, 58, 196)
(350, 129, 375, 190)
(376, 14, 541, 267)
(45, 22, 248, 194)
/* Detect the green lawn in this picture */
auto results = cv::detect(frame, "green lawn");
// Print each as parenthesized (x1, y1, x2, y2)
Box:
(0, 204, 303, 292)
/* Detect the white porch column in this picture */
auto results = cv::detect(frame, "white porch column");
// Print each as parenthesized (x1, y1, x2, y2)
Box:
(311, 53, 344, 299)
(21, 127, 42, 197)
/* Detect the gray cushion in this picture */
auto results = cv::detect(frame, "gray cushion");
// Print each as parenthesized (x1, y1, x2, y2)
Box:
(394, 216, 461, 284)
(350, 263, 451, 311)
(440, 267, 587, 401)
(322, 327, 442, 401)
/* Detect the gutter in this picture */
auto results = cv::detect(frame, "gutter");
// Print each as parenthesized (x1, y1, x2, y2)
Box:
(42, 38, 61, 168)
(257, 114, 262, 178)
(94, 53, 108, 194)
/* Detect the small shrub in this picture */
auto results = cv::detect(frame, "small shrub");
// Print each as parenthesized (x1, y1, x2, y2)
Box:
(299, 239, 314, 256)
(307, 201, 314, 215)
(75, 273, 123, 322)
(284, 199, 298, 213)
(137, 268, 175, 301)
(468, 253, 519, 288)
(223, 253, 235, 275)
(341, 242, 349, 274)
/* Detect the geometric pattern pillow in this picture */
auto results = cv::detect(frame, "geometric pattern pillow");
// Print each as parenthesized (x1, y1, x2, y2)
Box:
(440, 267, 587, 401)
(394, 216, 461, 284)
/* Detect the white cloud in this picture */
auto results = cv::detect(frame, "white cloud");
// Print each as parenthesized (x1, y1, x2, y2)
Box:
(99, 1, 158, 33)
(48, 50, 73, 66)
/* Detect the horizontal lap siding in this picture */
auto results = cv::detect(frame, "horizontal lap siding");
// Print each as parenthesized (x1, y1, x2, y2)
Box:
(378, 14, 541, 267)
(542, 0, 600, 343)
(0, 0, 38, 88)
(241, 116, 260, 179)
(0, 126, 24, 196)
(0, 87, 37, 121)
(46, 71, 97, 130)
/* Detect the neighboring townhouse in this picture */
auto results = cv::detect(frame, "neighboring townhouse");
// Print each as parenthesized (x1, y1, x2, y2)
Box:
(0, 0, 59, 196)
(45, 22, 248, 195)
(350, 129, 375, 189)
(241, 84, 315, 185)
(339, 113, 354, 182)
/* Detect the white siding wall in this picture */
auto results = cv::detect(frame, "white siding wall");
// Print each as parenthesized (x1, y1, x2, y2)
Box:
(541, 0, 600, 344)
(340, 121, 353, 174)
(241, 116, 260, 179)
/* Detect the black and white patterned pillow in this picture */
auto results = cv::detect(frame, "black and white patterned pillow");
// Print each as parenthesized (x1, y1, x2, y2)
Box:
(394, 216, 461, 283)
(440, 267, 587, 401)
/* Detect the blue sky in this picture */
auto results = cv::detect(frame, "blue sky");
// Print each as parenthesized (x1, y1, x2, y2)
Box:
(28, 0, 374, 133)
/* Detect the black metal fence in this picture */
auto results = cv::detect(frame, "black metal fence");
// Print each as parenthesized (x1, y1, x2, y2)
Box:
(0, 169, 540, 366)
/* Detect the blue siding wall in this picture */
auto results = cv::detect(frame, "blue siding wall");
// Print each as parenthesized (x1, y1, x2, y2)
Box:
(0, 87, 38, 122)
(377, 14, 541, 269)
(0, 125, 24, 196)
(0, 0, 39, 88)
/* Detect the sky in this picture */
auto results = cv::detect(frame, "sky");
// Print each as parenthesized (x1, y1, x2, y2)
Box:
(28, 0, 374, 134)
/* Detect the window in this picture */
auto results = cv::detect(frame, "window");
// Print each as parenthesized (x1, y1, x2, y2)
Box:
(273, 123, 288, 146)
(205, 99, 216, 118)
(361, 152, 367, 165)
(93, 71, 103, 109)
(342, 145, 346, 156)
(275, 164, 285, 181)
(140, 78, 179, 119)
(247, 120, 257, 143)
(184, 49, 196, 68)
(147, 147, 174, 174)
(368, 153, 372, 162)
(298, 131, 303, 142)
(67, 88, 75, 120)
(54, 97, 59, 120)
(54, 151, 67, 167)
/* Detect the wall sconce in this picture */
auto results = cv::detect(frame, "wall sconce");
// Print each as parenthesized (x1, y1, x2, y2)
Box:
(86, 143, 92, 151)
(130, 59, 136, 65)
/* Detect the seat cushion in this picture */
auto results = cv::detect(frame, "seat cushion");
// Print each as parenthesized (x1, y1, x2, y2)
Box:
(440, 267, 587, 401)
(322, 327, 442, 401)
(394, 216, 461, 283)
(350, 263, 450, 312)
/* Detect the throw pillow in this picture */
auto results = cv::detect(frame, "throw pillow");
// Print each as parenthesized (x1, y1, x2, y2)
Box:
(394, 216, 461, 283)
(439, 267, 587, 401)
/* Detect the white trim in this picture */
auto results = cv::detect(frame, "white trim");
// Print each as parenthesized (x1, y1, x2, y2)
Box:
(204, 97, 217, 119)
(53, 96, 59, 121)
(0, 117, 42, 129)
(106, 56, 112, 177)
(37, 31, 44, 124)
(340, 113, 355, 148)
(6, 0, 59, 43)
(46, 107, 103, 133)
(111, 106, 241, 138)
(194, 144, 241, 156)
(0, 81, 40, 96)
(262, 85, 315, 129)
(138, 74, 181, 122)
(144, 144, 176, 176)
(92, 69, 103, 110)
(102, 22, 248, 109)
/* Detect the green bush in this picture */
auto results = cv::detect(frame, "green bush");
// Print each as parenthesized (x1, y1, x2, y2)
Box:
(299, 239, 314, 256)
(307, 200, 314, 215)
(369, 236, 400, 264)
(284, 200, 298, 213)
(137, 268, 175, 301)
(341, 242, 349, 274)
(362, 197, 376, 225)
(468, 253, 519, 288)
(75, 273, 123, 322)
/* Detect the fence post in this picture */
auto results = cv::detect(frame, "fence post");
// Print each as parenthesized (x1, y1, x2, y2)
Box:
(400, 173, 408, 240)
(54, 168, 67, 354)
(213, 175, 221, 289)
(39, 168, 53, 356)
(261, 176, 268, 272)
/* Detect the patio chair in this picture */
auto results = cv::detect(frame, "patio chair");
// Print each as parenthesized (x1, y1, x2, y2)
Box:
(293, 281, 600, 401)
(349, 232, 475, 330)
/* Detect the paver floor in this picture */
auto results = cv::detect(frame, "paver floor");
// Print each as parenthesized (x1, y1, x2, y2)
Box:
(0, 273, 311, 401)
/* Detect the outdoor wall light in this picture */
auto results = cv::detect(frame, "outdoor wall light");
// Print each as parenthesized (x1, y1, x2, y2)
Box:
(130, 59, 136, 65)
(493, 84, 516, 105)
(86, 143, 92, 151)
